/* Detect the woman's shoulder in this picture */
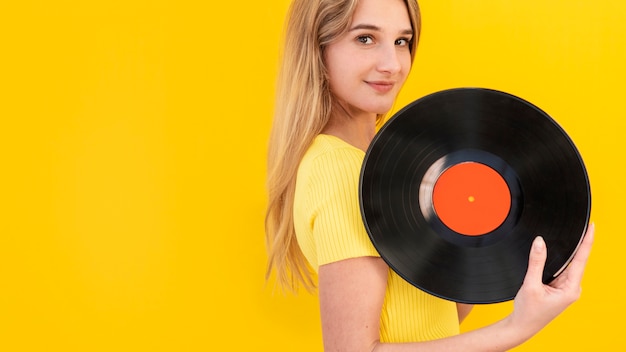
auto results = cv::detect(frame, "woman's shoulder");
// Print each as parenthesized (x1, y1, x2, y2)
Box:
(297, 134, 365, 193)
(302, 134, 365, 166)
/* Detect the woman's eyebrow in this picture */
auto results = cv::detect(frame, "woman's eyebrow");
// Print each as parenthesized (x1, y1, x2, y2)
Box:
(349, 23, 414, 35)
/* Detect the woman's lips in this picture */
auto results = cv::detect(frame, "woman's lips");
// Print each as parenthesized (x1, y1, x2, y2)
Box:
(366, 81, 394, 93)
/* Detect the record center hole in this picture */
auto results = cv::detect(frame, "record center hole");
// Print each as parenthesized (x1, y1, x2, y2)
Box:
(468, 196, 475, 203)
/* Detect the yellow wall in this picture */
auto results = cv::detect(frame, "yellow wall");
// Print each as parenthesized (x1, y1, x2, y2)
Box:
(0, 0, 623, 350)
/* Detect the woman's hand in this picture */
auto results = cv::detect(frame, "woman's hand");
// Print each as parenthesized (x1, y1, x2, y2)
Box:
(509, 223, 595, 339)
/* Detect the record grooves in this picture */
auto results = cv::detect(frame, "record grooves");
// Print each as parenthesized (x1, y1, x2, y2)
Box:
(359, 88, 591, 304)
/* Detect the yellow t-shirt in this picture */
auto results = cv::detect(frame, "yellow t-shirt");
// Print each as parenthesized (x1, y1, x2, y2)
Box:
(293, 134, 460, 343)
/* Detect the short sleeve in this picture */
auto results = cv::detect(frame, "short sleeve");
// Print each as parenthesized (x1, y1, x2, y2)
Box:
(308, 147, 380, 266)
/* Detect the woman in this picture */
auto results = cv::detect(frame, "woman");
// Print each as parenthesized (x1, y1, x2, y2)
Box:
(265, 0, 594, 350)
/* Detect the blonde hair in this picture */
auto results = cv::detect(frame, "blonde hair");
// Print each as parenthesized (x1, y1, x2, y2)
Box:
(265, 0, 421, 292)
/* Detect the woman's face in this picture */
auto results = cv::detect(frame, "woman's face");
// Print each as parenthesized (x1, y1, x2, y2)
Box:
(324, 0, 413, 117)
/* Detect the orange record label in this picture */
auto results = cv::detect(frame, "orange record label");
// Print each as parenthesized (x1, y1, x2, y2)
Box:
(432, 162, 511, 236)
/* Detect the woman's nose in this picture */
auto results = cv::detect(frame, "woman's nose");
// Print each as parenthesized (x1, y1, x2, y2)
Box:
(376, 43, 402, 74)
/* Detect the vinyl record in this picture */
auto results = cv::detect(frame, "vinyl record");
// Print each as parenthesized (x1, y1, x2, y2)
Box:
(359, 88, 591, 304)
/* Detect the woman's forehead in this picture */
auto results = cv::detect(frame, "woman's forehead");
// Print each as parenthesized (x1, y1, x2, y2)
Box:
(350, 0, 412, 31)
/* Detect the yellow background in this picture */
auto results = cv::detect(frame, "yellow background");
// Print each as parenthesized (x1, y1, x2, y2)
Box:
(0, 0, 623, 350)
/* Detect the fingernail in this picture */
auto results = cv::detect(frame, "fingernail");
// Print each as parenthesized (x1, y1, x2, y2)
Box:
(533, 236, 545, 251)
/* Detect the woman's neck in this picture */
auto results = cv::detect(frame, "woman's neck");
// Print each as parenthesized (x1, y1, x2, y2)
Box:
(322, 110, 377, 152)
(322, 115, 376, 151)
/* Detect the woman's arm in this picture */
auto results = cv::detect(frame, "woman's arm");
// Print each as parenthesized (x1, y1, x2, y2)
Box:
(318, 224, 594, 352)
(456, 303, 474, 324)
(319, 256, 388, 352)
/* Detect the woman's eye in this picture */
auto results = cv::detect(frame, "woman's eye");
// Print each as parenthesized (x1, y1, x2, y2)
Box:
(357, 35, 374, 44)
(395, 38, 411, 46)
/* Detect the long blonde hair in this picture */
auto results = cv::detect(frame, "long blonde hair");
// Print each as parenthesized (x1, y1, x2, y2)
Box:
(266, 0, 421, 292)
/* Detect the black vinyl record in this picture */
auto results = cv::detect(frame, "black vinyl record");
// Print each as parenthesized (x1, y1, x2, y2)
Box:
(359, 88, 591, 304)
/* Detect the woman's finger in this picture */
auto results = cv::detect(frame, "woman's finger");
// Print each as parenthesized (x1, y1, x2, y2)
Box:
(523, 236, 548, 287)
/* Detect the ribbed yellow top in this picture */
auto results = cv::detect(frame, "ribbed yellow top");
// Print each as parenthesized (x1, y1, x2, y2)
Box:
(293, 134, 460, 343)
